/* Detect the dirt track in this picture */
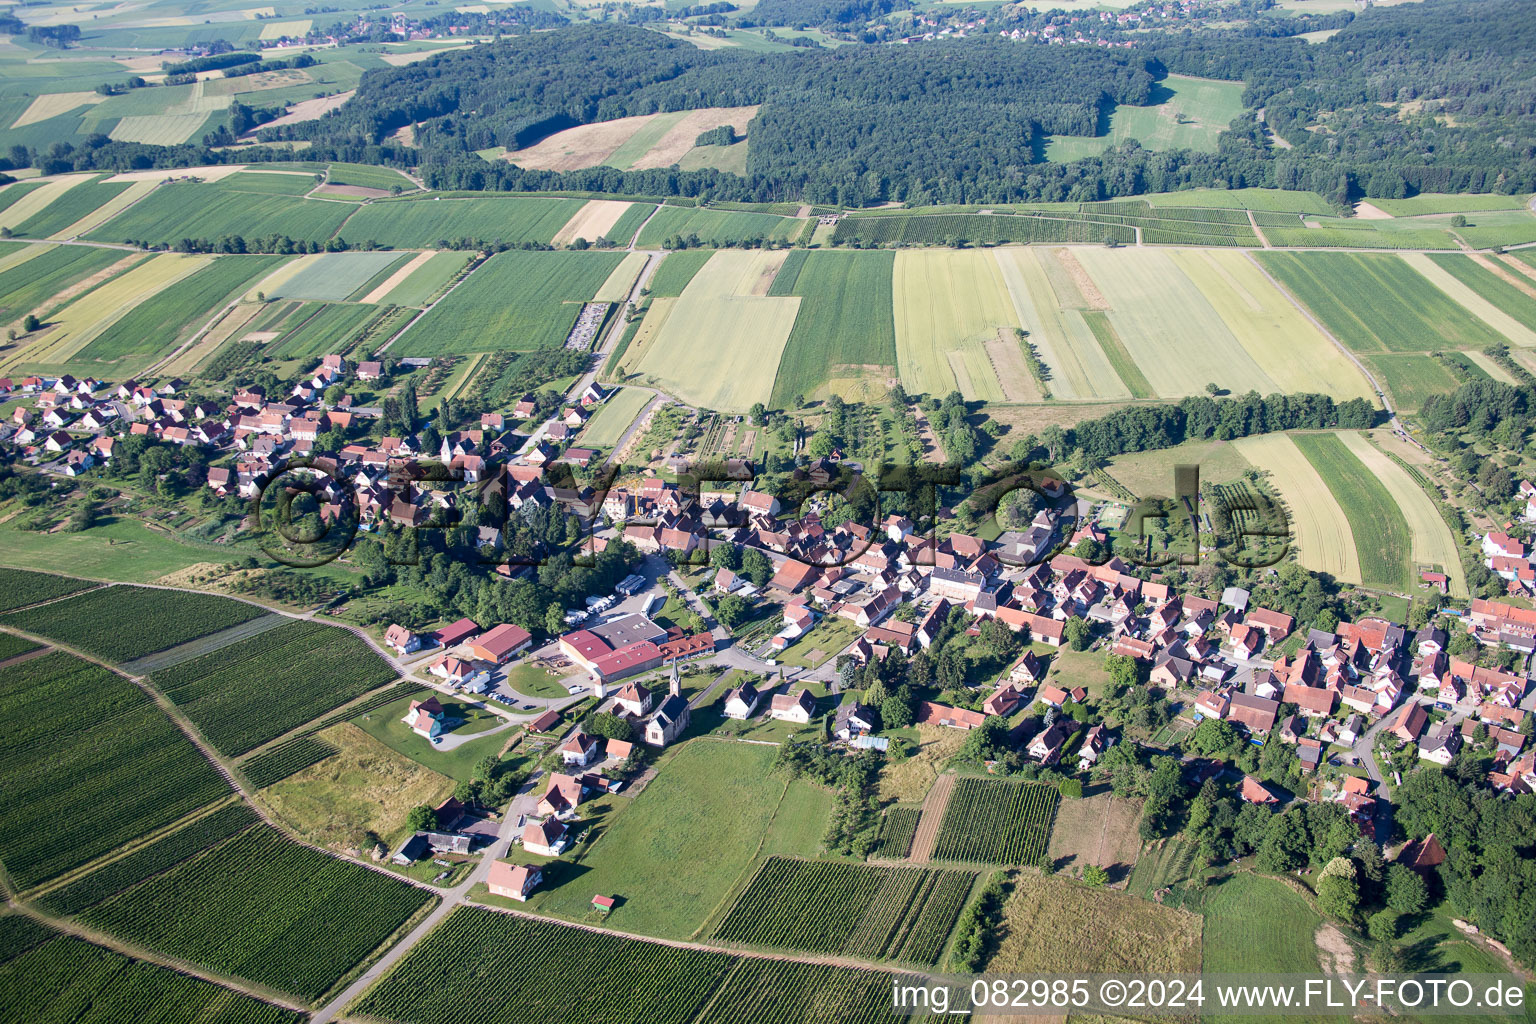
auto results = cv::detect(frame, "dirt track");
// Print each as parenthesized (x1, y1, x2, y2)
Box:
(909, 772, 956, 863)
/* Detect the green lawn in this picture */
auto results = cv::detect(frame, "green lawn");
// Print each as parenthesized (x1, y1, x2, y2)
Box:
(503, 662, 573, 700)
(1362, 353, 1464, 413)
(523, 738, 823, 939)
(773, 616, 863, 670)
(579, 387, 652, 448)
(351, 690, 513, 782)
(1044, 74, 1247, 161)
(1291, 431, 1412, 590)
(1201, 872, 1326, 1024)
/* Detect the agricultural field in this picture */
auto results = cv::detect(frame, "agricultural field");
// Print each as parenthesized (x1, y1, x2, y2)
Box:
(10, 176, 132, 238)
(1453, 210, 1536, 250)
(0, 174, 95, 231)
(931, 777, 1060, 865)
(1201, 873, 1322, 1024)
(1043, 74, 1248, 161)
(343, 195, 580, 248)
(1363, 353, 1463, 413)
(769, 249, 898, 405)
(714, 857, 975, 965)
(1398, 253, 1536, 347)
(0, 652, 229, 888)
(0, 566, 94, 612)
(80, 823, 435, 1002)
(526, 739, 829, 939)
(695, 958, 926, 1024)
(550, 199, 646, 247)
(1258, 251, 1511, 354)
(635, 204, 805, 248)
(260, 723, 454, 852)
(266, 301, 384, 360)
(877, 806, 921, 858)
(396, 250, 626, 356)
(594, 251, 649, 302)
(34, 802, 259, 917)
(85, 181, 358, 246)
(1142, 188, 1334, 214)
(242, 736, 340, 790)
(1232, 433, 1362, 584)
(1423, 254, 1536, 333)
(992, 246, 1130, 400)
(375, 250, 472, 307)
(645, 248, 716, 297)
(893, 249, 1016, 401)
(507, 106, 757, 171)
(0, 584, 267, 663)
(834, 211, 1133, 247)
(580, 386, 653, 447)
(624, 249, 800, 411)
(64, 253, 285, 371)
(987, 870, 1203, 974)
(1367, 192, 1533, 215)
(151, 619, 398, 756)
(327, 163, 417, 191)
(257, 250, 411, 301)
(0, 931, 306, 1024)
(1291, 432, 1413, 590)
(351, 906, 734, 1024)
(0, 244, 128, 322)
(1335, 431, 1467, 596)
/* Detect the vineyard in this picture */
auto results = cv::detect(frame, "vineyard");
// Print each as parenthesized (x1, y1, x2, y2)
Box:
(352, 906, 733, 1024)
(876, 807, 921, 859)
(0, 652, 229, 889)
(312, 681, 423, 733)
(0, 930, 305, 1024)
(0, 586, 266, 663)
(81, 824, 434, 1001)
(834, 212, 1134, 247)
(0, 633, 36, 661)
(151, 620, 398, 756)
(696, 958, 935, 1024)
(35, 803, 259, 917)
(713, 857, 976, 966)
(0, 568, 93, 613)
(932, 777, 1060, 865)
(240, 736, 340, 789)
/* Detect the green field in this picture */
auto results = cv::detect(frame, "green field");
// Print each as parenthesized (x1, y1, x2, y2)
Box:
(1291, 432, 1412, 590)
(343, 195, 580, 248)
(71, 254, 283, 367)
(380, 250, 472, 306)
(1201, 873, 1325, 1024)
(269, 301, 382, 359)
(350, 689, 510, 782)
(1043, 74, 1248, 161)
(769, 249, 897, 406)
(219, 171, 318, 196)
(1369, 192, 1533, 216)
(265, 251, 410, 301)
(579, 386, 652, 447)
(327, 163, 417, 191)
(1363, 353, 1464, 413)
(12, 178, 132, 238)
(396, 250, 626, 355)
(86, 182, 358, 246)
(0, 515, 237, 582)
(151, 620, 398, 757)
(0, 652, 229, 888)
(646, 248, 716, 297)
(0, 929, 306, 1024)
(0, 244, 131, 322)
(1425, 254, 1536, 329)
(525, 739, 830, 938)
(1143, 188, 1334, 214)
(1455, 211, 1536, 249)
(933, 777, 1060, 865)
(1, 585, 267, 663)
(1257, 251, 1509, 353)
(636, 204, 804, 247)
(834, 212, 1134, 247)
(80, 823, 434, 1002)
(0, 566, 94, 612)
(1081, 309, 1153, 398)
(893, 248, 1014, 401)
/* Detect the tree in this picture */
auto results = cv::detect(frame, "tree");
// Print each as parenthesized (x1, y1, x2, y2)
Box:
(882, 684, 915, 729)
(715, 593, 750, 629)
(748, 402, 767, 426)
(740, 547, 772, 586)
(1385, 863, 1429, 914)
(1082, 864, 1109, 887)
(1064, 616, 1091, 652)
(406, 805, 439, 832)
(1367, 909, 1400, 942)
(1316, 856, 1360, 922)
(21, 313, 39, 333)
(709, 542, 741, 571)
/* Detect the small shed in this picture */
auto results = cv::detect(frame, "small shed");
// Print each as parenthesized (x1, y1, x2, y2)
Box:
(592, 894, 616, 914)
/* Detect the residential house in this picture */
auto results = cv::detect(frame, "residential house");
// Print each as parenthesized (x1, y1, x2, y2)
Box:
(770, 689, 816, 724)
(487, 861, 542, 901)
(522, 818, 568, 857)
(560, 731, 602, 767)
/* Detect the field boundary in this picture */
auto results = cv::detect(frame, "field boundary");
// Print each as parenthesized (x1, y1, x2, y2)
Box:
(909, 771, 955, 864)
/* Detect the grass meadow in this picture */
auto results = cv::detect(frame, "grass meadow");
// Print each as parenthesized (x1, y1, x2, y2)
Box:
(1361, 353, 1463, 413)
(1043, 74, 1247, 161)
(343, 195, 580, 248)
(396, 250, 626, 355)
(635, 205, 804, 248)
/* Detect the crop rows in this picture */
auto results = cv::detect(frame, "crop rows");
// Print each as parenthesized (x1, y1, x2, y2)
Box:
(932, 777, 1060, 865)
(834, 213, 1134, 246)
(892, 871, 975, 965)
(35, 803, 259, 917)
(152, 620, 397, 756)
(696, 958, 932, 1024)
(353, 906, 733, 1024)
(1080, 201, 1253, 224)
(241, 736, 340, 789)
(0, 652, 229, 888)
(309, 681, 424, 734)
(81, 824, 434, 1001)
(0, 568, 94, 613)
(714, 857, 975, 965)
(0, 932, 305, 1024)
(876, 807, 921, 858)
(0, 586, 266, 663)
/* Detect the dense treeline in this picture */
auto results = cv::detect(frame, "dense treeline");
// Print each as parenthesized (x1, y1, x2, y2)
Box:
(1066, 392, 1379, 461)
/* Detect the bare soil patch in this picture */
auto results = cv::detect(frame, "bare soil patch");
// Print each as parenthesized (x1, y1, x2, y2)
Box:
(551, 199, 634, 247)
(985, 327, 1043, 402)
(908, 771, 956, 864)
(507, 115, 656, 171)
(1052, 247, 1109, 309)
(1353, 201, 1392, 220)
(1315, 922, 1356, 974)
(629, 105, 760, 170)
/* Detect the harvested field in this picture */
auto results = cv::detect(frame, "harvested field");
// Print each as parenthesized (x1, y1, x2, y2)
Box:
(988, 870, 1202, 974)
(626, 106, 758, 169)
(626, 250, 799, 410)
(551, 199, 636, 247)
(0, 174, 93, 231)
(1336, 430, 1467, 597)
(593, 251, 649, 302)
(909, 771, 955, 864)
(361, 250, 435, 304)
(10, 91, 104, 128)
(993, 247, 1128, 400)
(509, 115, 658, 170)
(1231, 433, 1362, 584)
(1292, 431, 1412, 590)
(894, 249, 1012, 400)
(984, 328, 1044, 401)
(255, 90, 355, 131)
(1046, 793, 1144, 877)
